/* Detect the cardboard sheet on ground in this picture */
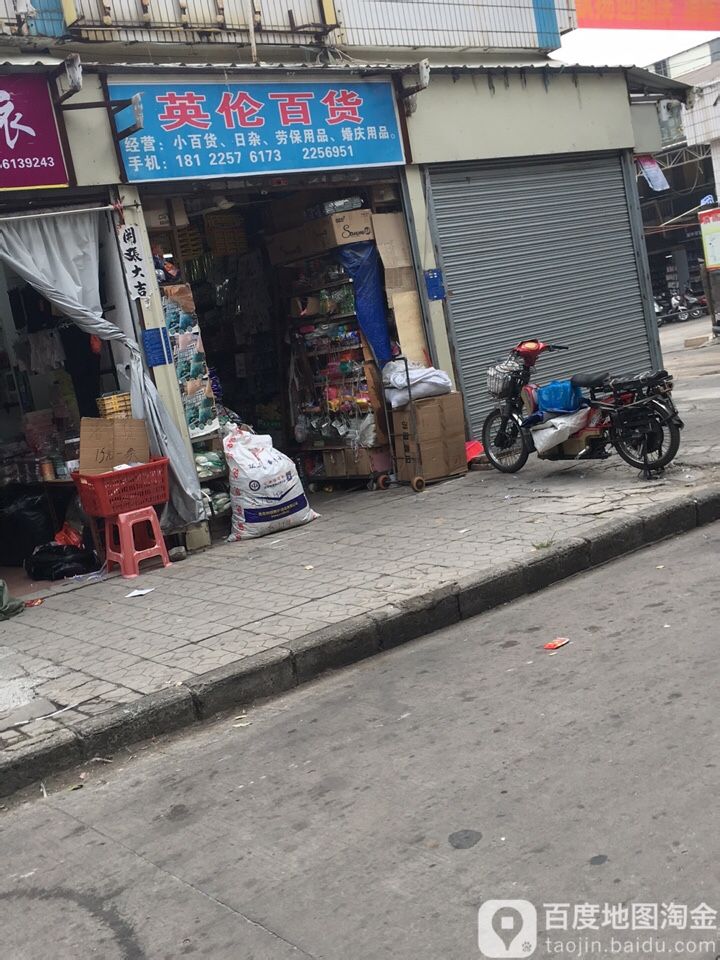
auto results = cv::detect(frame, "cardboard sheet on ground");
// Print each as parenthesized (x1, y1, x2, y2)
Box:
(79, 417, 150, 475)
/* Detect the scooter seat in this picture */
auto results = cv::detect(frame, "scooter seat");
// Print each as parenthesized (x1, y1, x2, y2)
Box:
(571, 372, 609, 389)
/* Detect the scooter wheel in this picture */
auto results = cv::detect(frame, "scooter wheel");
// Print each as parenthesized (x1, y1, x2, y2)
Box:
(376, 474, 391, 490)
(411, 476, 426, 493)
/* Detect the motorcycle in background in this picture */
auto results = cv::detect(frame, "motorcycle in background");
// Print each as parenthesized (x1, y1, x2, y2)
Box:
(482, 339, 683, 475)
(654, 298, 669, 327)
(670, 293, 690, 323)
(682, 290, 707, 319)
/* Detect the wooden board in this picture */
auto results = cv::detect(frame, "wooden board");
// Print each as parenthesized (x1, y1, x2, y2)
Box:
(391, 290, 431, 367)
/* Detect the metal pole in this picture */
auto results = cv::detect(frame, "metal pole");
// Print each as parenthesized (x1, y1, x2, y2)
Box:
(621, 150, 663, 370)
(245, 0, 258, 63)
(0, 204, 121, 224)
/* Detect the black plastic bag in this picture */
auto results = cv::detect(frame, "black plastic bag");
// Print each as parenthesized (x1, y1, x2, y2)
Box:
(25, 543, 100, 582)
(0, 495, 54, 566)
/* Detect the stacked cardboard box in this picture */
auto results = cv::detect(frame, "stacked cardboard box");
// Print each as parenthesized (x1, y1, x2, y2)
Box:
(266, 210, 375, 265)
(392, 393, 467, 483)
(323, 446, 392, 478)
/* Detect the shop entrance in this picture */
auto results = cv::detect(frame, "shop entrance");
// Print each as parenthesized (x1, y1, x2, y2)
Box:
(141, 170, 430, 529)
(0, 200, 139, 594)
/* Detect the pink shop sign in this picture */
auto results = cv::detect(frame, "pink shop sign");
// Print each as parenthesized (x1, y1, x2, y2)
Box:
(0, 74, 69, 191)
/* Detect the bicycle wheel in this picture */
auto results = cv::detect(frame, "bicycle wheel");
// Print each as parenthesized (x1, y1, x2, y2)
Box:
(482, 409, 529, 473)
(613, 413, 681, 471)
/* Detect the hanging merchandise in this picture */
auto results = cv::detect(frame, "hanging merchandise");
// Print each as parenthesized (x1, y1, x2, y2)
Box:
(338, 242, 393, 365)
(162, 284, 220, 440)
(223, 427, 317, 541)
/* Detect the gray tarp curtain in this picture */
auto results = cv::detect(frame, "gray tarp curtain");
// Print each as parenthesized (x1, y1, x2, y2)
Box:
(0, 209, 203, 528)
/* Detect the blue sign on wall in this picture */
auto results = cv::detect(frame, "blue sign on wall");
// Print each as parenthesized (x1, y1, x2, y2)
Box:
(109, 80, 405, 183)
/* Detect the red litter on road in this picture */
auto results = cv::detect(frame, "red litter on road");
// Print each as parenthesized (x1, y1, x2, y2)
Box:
(544, 637, 570, 650)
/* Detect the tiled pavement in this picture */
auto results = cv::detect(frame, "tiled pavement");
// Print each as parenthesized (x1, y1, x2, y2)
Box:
(2, 452, 718, 750)
(2, 332, 720, 751)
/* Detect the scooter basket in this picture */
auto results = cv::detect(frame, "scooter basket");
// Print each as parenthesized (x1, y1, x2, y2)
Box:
(487, 358, 523, 398)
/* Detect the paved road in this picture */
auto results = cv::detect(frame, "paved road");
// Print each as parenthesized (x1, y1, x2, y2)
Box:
(662, 318, 720, 412)
(2, 524, 719, 959)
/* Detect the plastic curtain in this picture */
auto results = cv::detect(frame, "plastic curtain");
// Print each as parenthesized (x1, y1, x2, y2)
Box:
(338, 242, 392, 365)
(0, 210, 203, 528)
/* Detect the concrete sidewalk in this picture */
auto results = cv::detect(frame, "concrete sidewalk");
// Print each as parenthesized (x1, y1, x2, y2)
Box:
(1, 327, 720, 793)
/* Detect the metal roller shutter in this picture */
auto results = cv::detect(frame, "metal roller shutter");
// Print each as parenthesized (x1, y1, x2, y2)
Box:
(427, 153, 655, 438)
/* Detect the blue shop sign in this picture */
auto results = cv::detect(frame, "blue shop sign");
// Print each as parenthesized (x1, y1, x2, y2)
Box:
(109, 79, 405, 183)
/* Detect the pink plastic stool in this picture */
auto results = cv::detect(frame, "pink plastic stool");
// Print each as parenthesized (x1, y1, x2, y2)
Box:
(104, 506, 171, 579)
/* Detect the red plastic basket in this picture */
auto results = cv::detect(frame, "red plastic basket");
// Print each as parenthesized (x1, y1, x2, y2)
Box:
(73, 457, 169, 518)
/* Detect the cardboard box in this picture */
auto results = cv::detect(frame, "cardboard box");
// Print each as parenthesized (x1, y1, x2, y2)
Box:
(392, 393, 466, 483)
(264, 190, 316, 233)
(323, 449, 347, 478)
(392, 393, 466, 446)
(373, 212, 417, 294)
(265, 224, 310, 265)
(394, 436, 467, 483)
(322, 446, 391, 478)
(266, 210, 375, 265)
(79, 417, 150, 475)
(345, 446, 392, 476)
(313, 209, 374, 252)
(144, 198, 189, 229)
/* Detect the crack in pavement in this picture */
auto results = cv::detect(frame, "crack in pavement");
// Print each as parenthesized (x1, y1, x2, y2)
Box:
(44, 803, 321, 959)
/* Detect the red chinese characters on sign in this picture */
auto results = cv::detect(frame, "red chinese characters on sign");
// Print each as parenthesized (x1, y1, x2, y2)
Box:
(0, 74, 68, 191)
(320, 89, 364, 125)
(268, 92, 314, 126)
(155, 87, 371, 132)
(216, 91, 265, 129)
(576, 0, 720, 30)
(156, 92, 212, 131)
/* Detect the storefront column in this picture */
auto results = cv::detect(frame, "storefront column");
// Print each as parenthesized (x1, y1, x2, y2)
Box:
(402, 166, 457, 386)
(115, 184, 193, 460)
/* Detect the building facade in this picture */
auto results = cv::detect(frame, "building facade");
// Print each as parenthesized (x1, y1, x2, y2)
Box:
(0, 0, 684, 448)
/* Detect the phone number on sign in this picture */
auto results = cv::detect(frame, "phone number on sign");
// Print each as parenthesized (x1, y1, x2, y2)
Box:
(173, 144, 355, 168)
(1, 156, 56, 169)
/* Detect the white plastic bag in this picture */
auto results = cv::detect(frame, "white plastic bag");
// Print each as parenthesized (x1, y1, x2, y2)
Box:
(531, 408, 591, 455)
(382, 360, 452, 409)
(223, 428, 318, 541)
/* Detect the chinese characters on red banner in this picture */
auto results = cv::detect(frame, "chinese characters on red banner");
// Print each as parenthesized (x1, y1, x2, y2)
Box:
(156, 88, 365, 132)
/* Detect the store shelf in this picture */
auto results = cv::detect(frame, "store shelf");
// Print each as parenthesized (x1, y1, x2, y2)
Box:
(313, 375, 366, 384)
(304, 345, 362, 357)
(197, 469, 228, 482)
(297, 444, 346, 451)
(292, 278, 353, 296)
(290, 313, 357, 327)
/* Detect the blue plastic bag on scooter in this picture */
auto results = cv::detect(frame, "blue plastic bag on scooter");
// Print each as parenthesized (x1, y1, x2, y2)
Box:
(536, 379, 582, 415)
